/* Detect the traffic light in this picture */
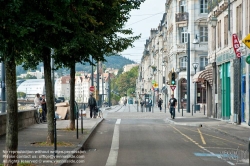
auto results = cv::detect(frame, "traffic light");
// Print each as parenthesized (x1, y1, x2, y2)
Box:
(171, 72, 176, 85)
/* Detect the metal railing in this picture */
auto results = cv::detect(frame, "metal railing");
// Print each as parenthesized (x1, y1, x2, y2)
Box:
(175, 12, 189, 22)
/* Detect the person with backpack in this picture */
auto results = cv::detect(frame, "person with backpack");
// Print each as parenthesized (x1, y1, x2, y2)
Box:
(88, 93, 97, 118)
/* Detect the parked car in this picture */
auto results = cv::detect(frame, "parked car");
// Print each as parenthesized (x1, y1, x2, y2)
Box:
(103, 102, 108, 107)
(55, 98, 61, 103)
(58, 97, 65, 102)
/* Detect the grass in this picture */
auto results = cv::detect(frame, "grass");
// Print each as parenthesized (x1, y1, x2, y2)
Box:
(0, 163, 35, 166)
(35, 141, 73, 147)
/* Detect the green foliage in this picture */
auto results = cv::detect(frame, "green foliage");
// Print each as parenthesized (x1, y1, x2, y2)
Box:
(111, 66, 138, 99)
(24, 74, 37, 79)
(17, 92, 26, 98)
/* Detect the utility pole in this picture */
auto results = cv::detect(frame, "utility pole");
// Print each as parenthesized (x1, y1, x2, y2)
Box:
(91, 56, 94, 86)
(97, 61, 100, 106)
(108, 72, 111, 107)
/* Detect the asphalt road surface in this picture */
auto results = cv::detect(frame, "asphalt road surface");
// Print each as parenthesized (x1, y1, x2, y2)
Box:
(64, 105, 249, 166)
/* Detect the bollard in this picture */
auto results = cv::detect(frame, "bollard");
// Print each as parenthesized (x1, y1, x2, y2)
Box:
(137, 103, 138, 112)
(76, 110, 79, 139)
(192, 105, 193, 116)
(182, 106, 183, 117)
(204, 105, 206, 115)
(81, 109, 83, 134)
(54, 118, 57, 158)
(165, 104, 166, 113)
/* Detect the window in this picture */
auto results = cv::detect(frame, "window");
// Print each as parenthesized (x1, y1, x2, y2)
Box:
(179, 27, 188, 43)
(199, 26, 208, 42)
(200, 0, 208, 13)
(200, 57, 208, 70)
(179, 0, 187, 13)
(224, 15, 228, 46)
(179, 56, 187, 70)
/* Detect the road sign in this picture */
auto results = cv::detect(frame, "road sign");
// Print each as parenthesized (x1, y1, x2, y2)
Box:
(170, 85, 176, 91)
(89, 86, 95, 92)
(246, 54, 250, 64)
(152, 80, 156, 84)
(232, 34, 241, 58)
(242, 34, 250, 49)
(153, 83, 158, 88)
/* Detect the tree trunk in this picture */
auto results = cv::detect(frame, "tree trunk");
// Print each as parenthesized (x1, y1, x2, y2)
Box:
(69, 63, 76, 130)
(42, 47, 55, 144)
(4, 54, 18, 166)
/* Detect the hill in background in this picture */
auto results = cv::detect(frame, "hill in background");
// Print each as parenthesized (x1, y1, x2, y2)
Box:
(16, 55, 137, 76)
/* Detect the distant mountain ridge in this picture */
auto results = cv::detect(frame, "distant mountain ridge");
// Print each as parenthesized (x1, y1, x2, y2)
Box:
(16, 55, 137, 75)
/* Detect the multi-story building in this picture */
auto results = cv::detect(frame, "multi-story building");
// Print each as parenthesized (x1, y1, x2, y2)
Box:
(206, 0, 250, 125)
(137, 0, 209, 112)
(136, 0, 250, 126)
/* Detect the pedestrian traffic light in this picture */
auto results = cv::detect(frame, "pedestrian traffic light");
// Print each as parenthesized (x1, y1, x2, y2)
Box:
(171, 72, 176, 85)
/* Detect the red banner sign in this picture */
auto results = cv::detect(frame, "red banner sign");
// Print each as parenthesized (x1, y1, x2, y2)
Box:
(232, 34, 241, 58)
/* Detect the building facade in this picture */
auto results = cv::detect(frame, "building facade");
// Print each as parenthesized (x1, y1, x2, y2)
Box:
(136, 0, 250, 126)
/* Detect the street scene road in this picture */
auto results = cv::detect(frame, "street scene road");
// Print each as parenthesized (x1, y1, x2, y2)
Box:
(64, 104, 249, 166)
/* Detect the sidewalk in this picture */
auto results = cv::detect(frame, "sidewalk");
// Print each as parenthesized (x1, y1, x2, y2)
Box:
(165, 109, 250, 143)
(0, 108, 103, 165)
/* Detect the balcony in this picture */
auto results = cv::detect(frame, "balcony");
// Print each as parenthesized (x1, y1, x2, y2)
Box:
(208, 0, 228, 13)
(175, 12, 188, 22)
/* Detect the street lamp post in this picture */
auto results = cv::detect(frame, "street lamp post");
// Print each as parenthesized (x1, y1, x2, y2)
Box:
(210, 16, 218, 118)
(192, 62, 199, 113)
(175, 68, 180, 113)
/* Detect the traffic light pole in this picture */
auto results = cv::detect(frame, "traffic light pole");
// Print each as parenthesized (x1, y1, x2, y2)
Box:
(187, 33, 191, 113)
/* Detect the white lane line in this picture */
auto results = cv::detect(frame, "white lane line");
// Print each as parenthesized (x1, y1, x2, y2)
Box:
(116, 119, 121, 124)
(106, 119, 121, 166)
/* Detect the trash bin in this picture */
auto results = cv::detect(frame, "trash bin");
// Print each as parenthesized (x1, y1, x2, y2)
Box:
(195, 104, 200, 111)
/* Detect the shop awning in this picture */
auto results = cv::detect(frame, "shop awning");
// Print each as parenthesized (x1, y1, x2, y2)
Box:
(193, 68, 213, 86)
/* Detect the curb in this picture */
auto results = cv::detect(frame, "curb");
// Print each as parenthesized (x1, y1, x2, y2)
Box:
(166, 118, 249, 143)
(55, 118, 104, 166)
(165, 118, 202, 127)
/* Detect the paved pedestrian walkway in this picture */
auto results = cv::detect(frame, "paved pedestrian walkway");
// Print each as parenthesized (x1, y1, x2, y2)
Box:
(0, 108, 103, 166)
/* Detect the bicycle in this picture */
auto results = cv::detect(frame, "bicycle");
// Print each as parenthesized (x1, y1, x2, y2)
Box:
(34, 106, 43, 124)
(94, 106, 103, 118)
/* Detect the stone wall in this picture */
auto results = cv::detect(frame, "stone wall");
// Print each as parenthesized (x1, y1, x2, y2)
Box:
(0, 109, 36, 136)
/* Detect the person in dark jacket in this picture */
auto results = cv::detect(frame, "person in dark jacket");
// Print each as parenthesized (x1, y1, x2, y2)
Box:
(88, 93, 97, 118)
(158, 98, 163, 111)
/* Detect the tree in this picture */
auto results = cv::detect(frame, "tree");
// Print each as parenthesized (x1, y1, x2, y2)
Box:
(25, 74, 37, 79)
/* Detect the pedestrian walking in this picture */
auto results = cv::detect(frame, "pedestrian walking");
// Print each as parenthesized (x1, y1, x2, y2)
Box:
(168, 94, 177, 119)
(148, 98, 152, 112)
(140, 100, 144, 112)
(124, 98, 127, 106)
(88, 93, 97, 118)
(41, 94, 47, 122)
(158, 98, 163, 111)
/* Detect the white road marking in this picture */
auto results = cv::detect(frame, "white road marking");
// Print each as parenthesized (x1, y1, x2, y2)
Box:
(106, 119, 121, 166)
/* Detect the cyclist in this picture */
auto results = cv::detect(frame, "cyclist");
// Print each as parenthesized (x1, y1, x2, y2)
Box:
(34, 93, 41, 107)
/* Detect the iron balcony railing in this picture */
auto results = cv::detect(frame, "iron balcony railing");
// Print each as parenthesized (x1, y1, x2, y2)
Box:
(208, 0, 223, 12)
(175, 12, 189, 22)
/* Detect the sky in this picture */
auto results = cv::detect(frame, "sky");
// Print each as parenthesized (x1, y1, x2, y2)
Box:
(119, 0, 166, 63)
